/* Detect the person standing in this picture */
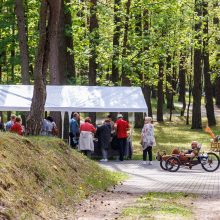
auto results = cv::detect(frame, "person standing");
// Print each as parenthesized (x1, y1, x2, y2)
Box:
(10, 117, 23, 135)
(5, 114, 16, 131)
(96, 119, 112, 162)
(115, 114, 129, 161)
(46, 116, 57, 136)
(69, 112, 80, 148)
(107, 114, 115, 136)
(41, 118, 49, 136)
(79, 117, 96, 157)
(141, 117, 155, 165)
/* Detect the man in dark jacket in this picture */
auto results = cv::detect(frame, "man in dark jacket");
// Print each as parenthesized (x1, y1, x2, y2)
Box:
(69, 112, 80, 148)
(96, 119, 111, 162)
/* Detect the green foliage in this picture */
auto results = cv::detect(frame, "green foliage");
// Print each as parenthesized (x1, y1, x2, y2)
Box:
(0, 0, 219, 110)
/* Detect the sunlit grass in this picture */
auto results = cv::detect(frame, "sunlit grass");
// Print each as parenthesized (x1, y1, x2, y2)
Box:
(122, 192, 195, 219)
(0, 133, 126, 219)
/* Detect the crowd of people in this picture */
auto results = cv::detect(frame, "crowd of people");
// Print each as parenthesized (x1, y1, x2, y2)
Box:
(0, 114, 25, 135)
(0, 114, 58, 137)
(69, 113, 134, 162)
(0, 112, 157, 164)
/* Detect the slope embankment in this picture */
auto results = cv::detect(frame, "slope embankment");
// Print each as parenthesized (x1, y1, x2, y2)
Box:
(0, 133, 123, 219)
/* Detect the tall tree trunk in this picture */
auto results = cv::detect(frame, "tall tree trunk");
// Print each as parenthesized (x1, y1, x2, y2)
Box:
(64, 0, 76, 81)
(121, 0, 131, 123)
(178, 54, 186, 116)
(55, 0, 76, 84)
(49, 0, 62, 85)
(58, 0, 67, 84)
(15, 0, 30, 84)
(157, 57, 164, 122)
(89, 0, 98, 86)
(88, 0, 99, 124)
(11, 13, 15, 83)
(48, 0, 63, 136)
(203, 0, 216, 126)
(213, 1, 220, 107)
(121, 0, 131, 85)
(57, 0, 75, 139)
(192, 0, 202, 129)
(169, 53, 178, 121)
(142, 9, 152, 117)
(216, 77, 220, 106)
(112, 0, 121, 84)
(142, 85, 152, 117)
(186, 73, 192, 125)
(134, 7, 143, 128)
(0, 43, 5, 83)
(166, 54, 173, 109)
(27, 1, 50, 135)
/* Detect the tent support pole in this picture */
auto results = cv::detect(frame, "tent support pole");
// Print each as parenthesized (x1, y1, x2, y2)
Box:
(68, 111, 72, 146)
(131, 112, 135, 140)
(61, 111, 65, 139)
(131, 112, 135, 128)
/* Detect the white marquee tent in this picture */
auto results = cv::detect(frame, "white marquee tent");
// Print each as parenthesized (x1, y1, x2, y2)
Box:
(0, 85, 148, 137)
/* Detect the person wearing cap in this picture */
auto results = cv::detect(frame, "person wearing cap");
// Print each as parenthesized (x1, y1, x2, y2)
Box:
(79, 117, 96, 157)
(141, 117, 155, 165)
(114, 114, 130, 161)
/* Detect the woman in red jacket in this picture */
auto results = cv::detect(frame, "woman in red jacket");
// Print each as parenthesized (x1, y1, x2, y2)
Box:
(10, 117, 23, 135)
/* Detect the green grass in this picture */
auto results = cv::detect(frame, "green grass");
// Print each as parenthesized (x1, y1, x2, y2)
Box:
(122, 192, 195, 219)
(151, 97, 182, 115)
(0, 133, 126, 219)
(132, 117, 220, 159)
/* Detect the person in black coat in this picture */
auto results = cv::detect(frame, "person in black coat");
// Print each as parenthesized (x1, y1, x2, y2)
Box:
(96, 119, 111, 162)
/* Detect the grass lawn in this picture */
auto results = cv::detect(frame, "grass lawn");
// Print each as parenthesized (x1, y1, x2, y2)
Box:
(121, 192, 195, 220)
(0, 133, 126, 219)
(132, 117, 220, 160)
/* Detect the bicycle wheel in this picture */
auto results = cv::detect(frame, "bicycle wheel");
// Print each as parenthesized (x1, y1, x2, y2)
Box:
(165, 156, 180, 172)
(160, 160, 167, 170)
(201, 152, 220, 172)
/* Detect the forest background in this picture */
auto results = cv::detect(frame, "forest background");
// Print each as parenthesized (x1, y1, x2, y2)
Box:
(0, 0, 219, 135)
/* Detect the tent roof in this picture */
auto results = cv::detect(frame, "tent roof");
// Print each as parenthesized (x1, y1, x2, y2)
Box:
(0, 85, 147, 113)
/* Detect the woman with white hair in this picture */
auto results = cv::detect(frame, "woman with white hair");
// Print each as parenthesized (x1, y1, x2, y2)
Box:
(141, 117, 155, 165)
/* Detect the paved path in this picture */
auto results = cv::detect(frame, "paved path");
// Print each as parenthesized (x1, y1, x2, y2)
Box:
(101, 160, 220, 195)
